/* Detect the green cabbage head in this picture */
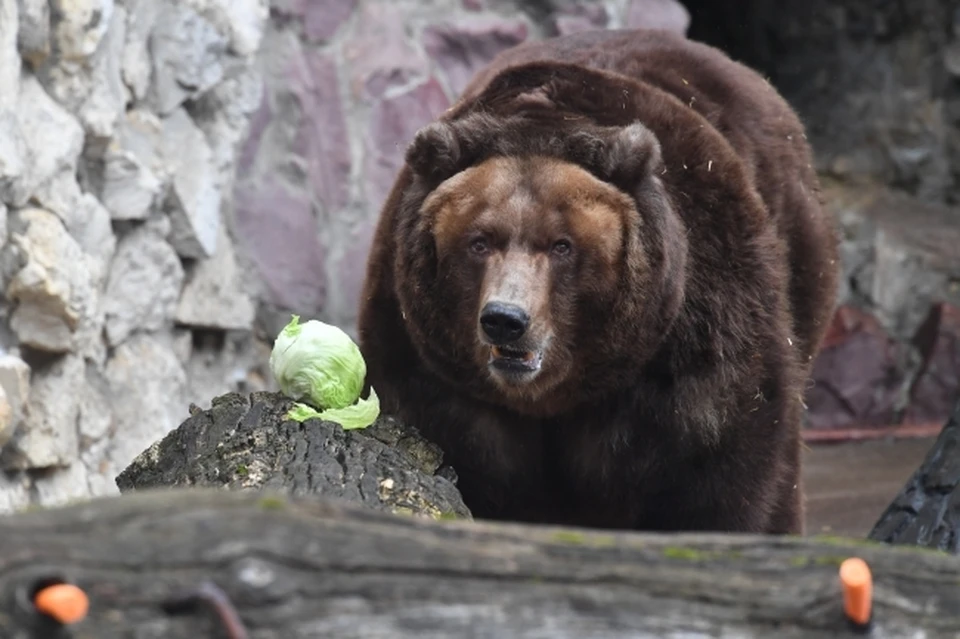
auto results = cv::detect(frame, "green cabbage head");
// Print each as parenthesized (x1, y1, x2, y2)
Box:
(269, 315, 379, 430)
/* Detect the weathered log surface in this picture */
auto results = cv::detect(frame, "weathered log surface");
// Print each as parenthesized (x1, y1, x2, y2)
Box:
(869, 397, 960, 552)
(0, 489, 959, 638)
(115, 391, 471, 521)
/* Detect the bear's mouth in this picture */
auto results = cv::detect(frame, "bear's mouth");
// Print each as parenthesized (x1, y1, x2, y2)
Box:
(489, 345, 541, 373)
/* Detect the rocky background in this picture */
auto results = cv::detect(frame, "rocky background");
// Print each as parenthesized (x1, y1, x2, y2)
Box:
(0, 0, 957, 511)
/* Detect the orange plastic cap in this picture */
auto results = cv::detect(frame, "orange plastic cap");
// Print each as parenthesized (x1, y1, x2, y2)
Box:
(34, 583, 89, 625)
(839, 557, 873, 626)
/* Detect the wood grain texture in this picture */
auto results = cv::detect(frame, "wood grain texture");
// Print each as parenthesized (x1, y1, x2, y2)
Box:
(1, 489, 959, 638)
(115, 391, 470, 521)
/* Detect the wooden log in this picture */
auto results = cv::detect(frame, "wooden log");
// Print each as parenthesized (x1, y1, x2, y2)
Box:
(115, 391, 471, 521)
(0, 488, 959, 638)
(869, 397, 960, 552)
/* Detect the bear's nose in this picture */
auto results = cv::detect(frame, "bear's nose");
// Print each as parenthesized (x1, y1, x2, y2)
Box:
(479, 302, 530, 344)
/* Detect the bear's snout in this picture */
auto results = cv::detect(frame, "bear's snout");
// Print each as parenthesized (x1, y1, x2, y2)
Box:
(479, 301, 530, 344)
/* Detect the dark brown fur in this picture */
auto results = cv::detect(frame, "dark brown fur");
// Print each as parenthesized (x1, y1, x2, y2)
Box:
(357, 29, 840, 534)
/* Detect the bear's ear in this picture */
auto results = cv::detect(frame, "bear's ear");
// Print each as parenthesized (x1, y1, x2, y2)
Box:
(405, 121, 464, 185)
(571, 122, 663, 190)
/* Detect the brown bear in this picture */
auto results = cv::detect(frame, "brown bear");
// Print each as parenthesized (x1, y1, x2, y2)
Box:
(357, 29, 839, 534)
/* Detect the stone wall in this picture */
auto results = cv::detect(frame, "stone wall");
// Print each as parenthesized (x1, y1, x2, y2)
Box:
(1, 0, 958, 512)
(0, 0, 269, 511)
(682, 0, 960, 430)
(0, 0, 691, 513)
(234, 0, 690, 340)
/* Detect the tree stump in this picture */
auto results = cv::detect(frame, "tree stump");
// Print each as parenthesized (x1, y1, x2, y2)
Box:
(115, 391, 471, 521)
(869, 397, 960, 552)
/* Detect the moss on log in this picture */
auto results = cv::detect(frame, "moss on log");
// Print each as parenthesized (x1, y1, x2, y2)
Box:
(0, 489, 958, 638)
(115, 391, 470, 521)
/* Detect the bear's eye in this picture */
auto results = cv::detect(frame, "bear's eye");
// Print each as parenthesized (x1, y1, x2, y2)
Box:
(469, 237, 490, 256)
(551, 239, 572, 256)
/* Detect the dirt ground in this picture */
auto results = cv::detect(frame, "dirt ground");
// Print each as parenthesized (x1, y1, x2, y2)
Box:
(802, 437, 935, 537)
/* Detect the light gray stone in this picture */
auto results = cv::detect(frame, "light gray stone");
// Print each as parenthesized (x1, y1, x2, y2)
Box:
(32, 460, 93, 507)
(80, 437, 121, 499)
(79, 5, 128, 137)
(37, 3, 127, 138)
(105, 333, 187, 472)
(100, 110, 165, 220)
(148, 1, 231, 115)
(0, 201, 7, 249)
(51, 0, 114, 61)
(0, 384, 12, 450)
(188, 66, 263, 182)
(34, 172, 117, 285)
(3, 76, 85, 207)
(176, 222, 255, 330)
(0, 354, 32, 447)
(0, 471, 32, 514)
(17, 0, 51, 67)
(120, 0, 161, 102)
(209, 0, 268, 57)
(6, 208, 97, 353)
(0, 110, 26, 205)
(103, 226, 184, 346)
(0, 0, 20, 110)
(78, 365, 112, 442)
(161, 108, 221, 259)
(1, 353, 83, 470)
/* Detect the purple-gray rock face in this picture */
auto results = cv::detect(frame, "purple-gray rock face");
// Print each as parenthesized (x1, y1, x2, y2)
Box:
(805, 306, 907, 430)
(423, 18, 529, 96)
(625, 0, 690, 34)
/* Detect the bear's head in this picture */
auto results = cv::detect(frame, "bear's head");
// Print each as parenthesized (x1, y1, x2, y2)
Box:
(391, 89, 689, 416)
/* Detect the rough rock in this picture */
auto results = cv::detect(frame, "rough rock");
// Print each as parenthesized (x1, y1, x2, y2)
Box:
(103, 226, 184, 347)
(104, 333, 188, 474)
(160, 108, 221, 259)
(51, 0, 114, 60)
(364, 77, 450, 208)
(717, 0, 959, 203)
(907, 303, 960, 423)
(0, 472, 31, 513)
(175, 221, 255, 331)
(116, 391, 471, 521)
(37, 2, 127, 137)
(549, 4, 608, 36)
(343, 2, 428, 99)
(0, 354, 83, 470)
(33, 172, 117, 287)
(185, 66, 263, 184)
(272, 0, 356, 43)
(148, 0, 232, 115)
(32, 461, 96, 507)
(0, 111, 25, 206)
(0, 0, 20, 106)
(6, 208, 97, 354)
(233, 180, 327, 314)
(805, 305, 908, 429)
(0, 354, 32, 448)
(0, 202, 6, 249)
(825, 181, 960, 342)
(78, 5, 128, 137)
(211, 0, 269, 57)
(2, 75, 84, 207)
(625, 0, 691, 34)
(422, 17, 529, 97)
(98, 110, 165, 220)
(0, 385, 12, 450)
(16, 0, 50, 67)
(120, 0, 160, 102)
